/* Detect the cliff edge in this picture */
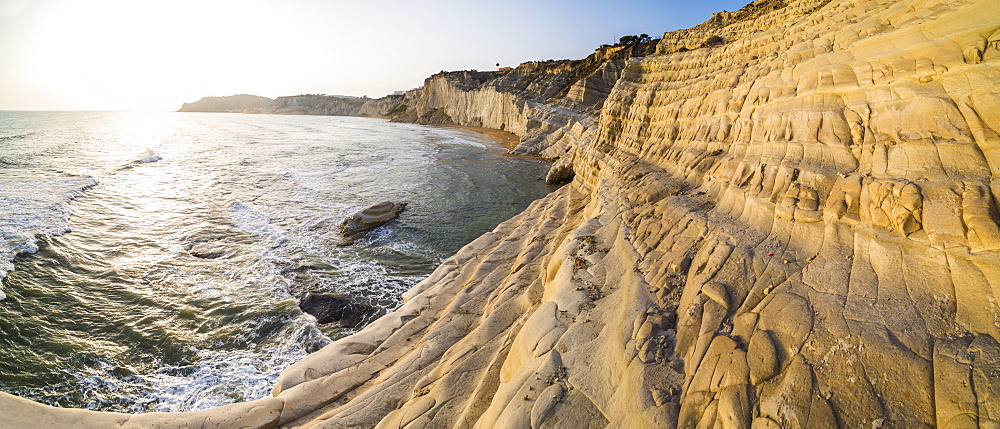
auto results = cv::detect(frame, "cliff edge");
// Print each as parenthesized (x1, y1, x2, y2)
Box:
(9, 0, 1000, 426)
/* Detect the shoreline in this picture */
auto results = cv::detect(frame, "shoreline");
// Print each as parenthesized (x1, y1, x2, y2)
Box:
(437, 124, 550, 162)
(437, 124, 521, 151)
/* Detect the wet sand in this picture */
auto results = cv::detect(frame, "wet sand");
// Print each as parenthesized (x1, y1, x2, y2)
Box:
(440, 125, 521, 151)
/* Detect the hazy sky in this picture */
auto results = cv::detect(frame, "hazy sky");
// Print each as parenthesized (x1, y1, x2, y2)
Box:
(0, 0, 750, 111)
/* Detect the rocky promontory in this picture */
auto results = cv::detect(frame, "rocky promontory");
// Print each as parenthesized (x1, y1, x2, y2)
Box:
(177, 93, 405, 117)
(176, 94, 276, 113)
(7, 0, 1000, 426)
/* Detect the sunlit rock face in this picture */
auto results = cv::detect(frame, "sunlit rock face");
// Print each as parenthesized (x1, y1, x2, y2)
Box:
(7, 0, 1000, 427)
(396, 41, 659, 163)
(277, 0, 1000, 426)
(592, 0, 1000, 425)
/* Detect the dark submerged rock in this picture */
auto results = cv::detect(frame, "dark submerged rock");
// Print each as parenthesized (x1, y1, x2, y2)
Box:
(279, 262, 336, 296)
(298, 291, 374, 326)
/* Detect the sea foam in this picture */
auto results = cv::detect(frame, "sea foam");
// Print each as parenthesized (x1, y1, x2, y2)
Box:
(0, 176, 96, 299)
(136, 150, 163, 163)
(427, 128, 492, 149)
(229, 200, 289, 248)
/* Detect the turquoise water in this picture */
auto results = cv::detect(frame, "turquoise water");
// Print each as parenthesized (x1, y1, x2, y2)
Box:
(0, 111, 551, 412)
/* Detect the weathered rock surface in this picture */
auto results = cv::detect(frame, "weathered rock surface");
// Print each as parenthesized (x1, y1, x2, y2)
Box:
(394, 41, 659, 162)
(12, 0, 1000, 427)
(338, 201, 407, 244)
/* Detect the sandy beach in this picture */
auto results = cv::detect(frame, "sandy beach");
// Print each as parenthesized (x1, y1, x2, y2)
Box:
(440, 125, 521, 151)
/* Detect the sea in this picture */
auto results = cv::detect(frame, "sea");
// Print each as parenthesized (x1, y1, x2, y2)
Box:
(0, 111, 551, 413)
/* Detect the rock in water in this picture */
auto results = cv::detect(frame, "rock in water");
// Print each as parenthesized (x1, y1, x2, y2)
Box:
(297, 291, 373, 326)
(188, 242, 228, 259)
(338, 201, 407, 243)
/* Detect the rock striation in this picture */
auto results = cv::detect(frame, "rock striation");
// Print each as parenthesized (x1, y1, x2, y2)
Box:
(338, 201, 408, 245)
(10, 0, 1000, 427)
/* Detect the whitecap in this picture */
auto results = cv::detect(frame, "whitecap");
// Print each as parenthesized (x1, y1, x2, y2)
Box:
(427, 128, 491, 148)
(441, 137, 487, 148)
(354, 222, 398, 244)
(136, 149, 163, 163)
(384, 240, 443, 261)
(146, 316, 327, 412)
(0, 132, 34, 143)
(229, 201, 288, 248)
(117, 150, 163, 170)
(0, 175, 97, 299)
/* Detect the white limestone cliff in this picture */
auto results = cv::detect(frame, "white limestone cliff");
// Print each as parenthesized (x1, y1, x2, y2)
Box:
(8, 0, 1000, 426)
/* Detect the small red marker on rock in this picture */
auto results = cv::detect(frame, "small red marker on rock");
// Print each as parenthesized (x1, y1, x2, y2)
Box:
(767, 253, 774, 256)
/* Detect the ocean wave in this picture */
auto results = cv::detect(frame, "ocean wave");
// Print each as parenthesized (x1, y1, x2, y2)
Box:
(440, 137, 488, 149)
(0, 112, 553, 414)
(0, 157, 25, 168)
(280, 166, 350, 191)
(229, 200, 288, 248)
(382, 240, 445, 261)
(147, 313, 327, 412)
(136, 149, 163, 163)
(0, 175, 97, 299)
(0, 132, 35, 143)
(324, 261, 420, 327)
(11, 313, 327, 413)
(428, 128, 490, 148)
(119, 150, 163, 170)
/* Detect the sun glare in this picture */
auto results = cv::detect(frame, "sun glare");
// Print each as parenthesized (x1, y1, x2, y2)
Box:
(31, 0, 295, 111)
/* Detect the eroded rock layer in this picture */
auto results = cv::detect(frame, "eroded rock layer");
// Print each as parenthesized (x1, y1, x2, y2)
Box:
(6, 0, 1000, 427)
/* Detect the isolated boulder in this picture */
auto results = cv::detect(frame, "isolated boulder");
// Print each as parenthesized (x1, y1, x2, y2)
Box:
(338, 201, 407, 243)
(298, 291, 373, 326)
(188, 242, 228, 259)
